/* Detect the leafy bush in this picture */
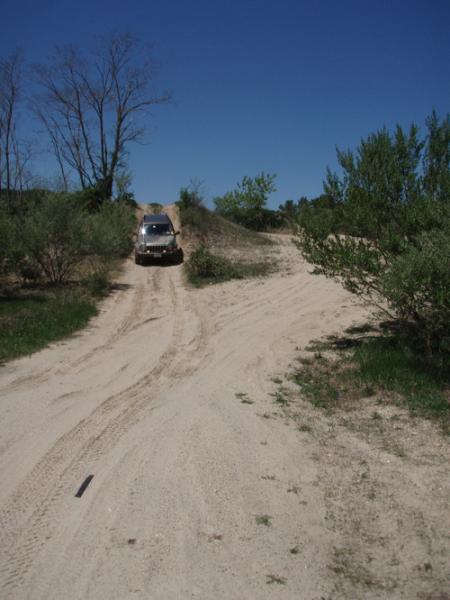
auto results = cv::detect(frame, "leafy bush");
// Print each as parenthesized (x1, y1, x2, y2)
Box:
(89, 200, 136, 260)
(21, 193, 92, 283)
(214, 172, 280, 230)
(8, 191, 136, 284)
(187, 246, 239, 282)
(176, 186, 210, 232)
(296, 112, 450, 353)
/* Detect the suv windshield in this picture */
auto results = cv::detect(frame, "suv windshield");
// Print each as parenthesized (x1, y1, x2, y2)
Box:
(143, 223, 172, 235)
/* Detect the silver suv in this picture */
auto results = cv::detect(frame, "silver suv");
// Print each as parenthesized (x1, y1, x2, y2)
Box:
(134, 213, 183, 265)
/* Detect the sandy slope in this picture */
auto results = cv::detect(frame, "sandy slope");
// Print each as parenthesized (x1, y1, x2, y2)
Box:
(0, 207, 448, 599)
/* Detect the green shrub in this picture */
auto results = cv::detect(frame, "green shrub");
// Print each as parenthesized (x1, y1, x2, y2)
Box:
(89, 201, 136, 260)
(214, 172, 280, 231)
(21, 192, 92, 283)
(296, 111, 450, 353)
(187, 246, 239, 282)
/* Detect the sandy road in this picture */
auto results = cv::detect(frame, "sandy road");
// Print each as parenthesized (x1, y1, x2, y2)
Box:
(0, 211, 448, 599)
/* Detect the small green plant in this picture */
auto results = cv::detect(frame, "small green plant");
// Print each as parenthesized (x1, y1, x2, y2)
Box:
(235, 392, 254, 405)
(255, 514, 272, 526)
(270, 390, 290, 406)
(266, 574, 287, 585)
(298, 424, 311, 433)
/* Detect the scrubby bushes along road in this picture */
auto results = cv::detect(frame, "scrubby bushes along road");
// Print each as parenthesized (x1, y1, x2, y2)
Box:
(1, 191, 135, 285)
(296, 112, 450, 356)
(0, 190, 136, 361)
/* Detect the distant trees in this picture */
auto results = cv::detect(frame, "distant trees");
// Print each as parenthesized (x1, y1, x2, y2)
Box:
(296, 112, 450, 353)
(214, 172, 282, 230)
(32, 32, 170, 200)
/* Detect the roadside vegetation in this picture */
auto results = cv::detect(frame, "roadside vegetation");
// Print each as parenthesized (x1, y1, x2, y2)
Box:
(0, 190, 136, 362)
(291, 111, 450, 427)
(214, 172, 285, 231)
(176, 183, 275, 286)
(292, 324, 449, 429)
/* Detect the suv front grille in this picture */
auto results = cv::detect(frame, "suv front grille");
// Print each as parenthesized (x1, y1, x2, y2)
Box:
(146, 245, 167, 253)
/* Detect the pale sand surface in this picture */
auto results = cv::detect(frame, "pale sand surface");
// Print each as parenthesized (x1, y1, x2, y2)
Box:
(0, 206, 448, 599)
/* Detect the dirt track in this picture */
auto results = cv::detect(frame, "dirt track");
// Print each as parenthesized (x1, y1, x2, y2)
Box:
(0, 208, 448, 599)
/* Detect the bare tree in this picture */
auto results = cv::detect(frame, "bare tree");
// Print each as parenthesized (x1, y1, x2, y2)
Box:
(34, 33, 170, 199)
(0, 49, 24, 204)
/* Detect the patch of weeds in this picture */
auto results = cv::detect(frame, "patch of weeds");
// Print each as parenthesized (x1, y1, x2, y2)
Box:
(371, 411, 382, 421)
(271, 376, 283, 385)
(351, 336, 449, 422)
(363, 385, 376, 397)
(295, 330, 449, 427)
(298, 424, 312, 433)
(186, 246, 272, 287)
(289, 546, 300, 554)
(294, 368, 340, 409)
(298, 356, 313, 366)
(266, 574, 287, 585)
(305, 340, 330, 353)
(0, 288, 97, 362)
(287, 486, 299, 494)
(331, 547, 375, 587)
(270, 389, 290, 406)
(259, 412, 272, 419)
(345, 323, 376, 335)
(235, 391, 254, 404)
(261, 475, 276, 480)
(255, 514, 272, 526)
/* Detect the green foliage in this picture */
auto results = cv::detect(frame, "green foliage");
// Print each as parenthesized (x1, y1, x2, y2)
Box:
(186, 246, 271, 286)
(1, 190, 136, 285)
(351, 337, 449, 419)
(89, 200, 136, 260)
(186, 247, 240, 283)
(21, 193, 92, 283)
(294, 332, 449, 424)
(176, 184, 209, 232)
(214, 172, 280, 230)
(296, 112, 450, 352)
(0, 289, 97, 362)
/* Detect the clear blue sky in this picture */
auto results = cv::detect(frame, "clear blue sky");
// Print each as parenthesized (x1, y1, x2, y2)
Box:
(2, 0, 449, 208)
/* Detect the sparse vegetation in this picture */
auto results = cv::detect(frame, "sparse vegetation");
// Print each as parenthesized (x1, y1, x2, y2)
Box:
(214, 172, 284, 231)
(255, 514, 272, 526)
(0, 288, 97, 362)
(0, 190, 136, 362)
(266, 574, 287, 585)
(186, 246, 271, 287)
(178, 184, 275, 286)
(296, 112, 450, 357)
(236, 392, 254, 404)
(293, 327, 449, 427)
